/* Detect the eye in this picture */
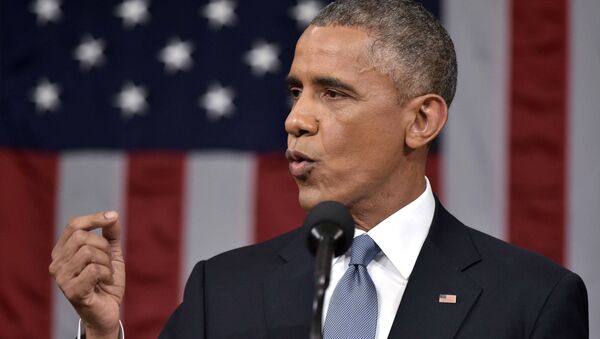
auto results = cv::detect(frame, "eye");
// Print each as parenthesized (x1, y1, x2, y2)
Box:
(324, 89, 345, 99)
(288, 87, 302, 99)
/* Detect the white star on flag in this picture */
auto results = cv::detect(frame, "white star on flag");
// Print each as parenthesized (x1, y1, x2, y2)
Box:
(115, 0, 150, 28)
(159, 38, 194, 73)
(114, 82, 148, 118)
(73, 35, 106, 70)
(244, 41, 280, 76)
(30, 0, 62, 24)
(31, 78, 61, 113)
(289, 0, 323, 28)
(202, 0, 237, 29)
(199, 84, 235, 120)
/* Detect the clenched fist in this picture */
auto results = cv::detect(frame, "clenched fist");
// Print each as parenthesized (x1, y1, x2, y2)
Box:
(49, 211, 125, 339)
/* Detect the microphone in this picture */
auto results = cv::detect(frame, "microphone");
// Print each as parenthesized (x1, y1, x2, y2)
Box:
(304, 201, 355, 339)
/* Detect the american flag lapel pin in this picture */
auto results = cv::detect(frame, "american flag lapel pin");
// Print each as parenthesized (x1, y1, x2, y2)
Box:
(439, 294, 457, 304)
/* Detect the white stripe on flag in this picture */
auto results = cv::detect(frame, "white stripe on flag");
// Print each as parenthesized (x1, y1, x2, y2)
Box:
(568, 0, 600, 336)
(53, 152, 126, 339)
(181, 152, 254, 294)
(442, 0, 509, 240)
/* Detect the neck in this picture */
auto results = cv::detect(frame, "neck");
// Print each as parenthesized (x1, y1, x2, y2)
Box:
(351, 173, 426, 232)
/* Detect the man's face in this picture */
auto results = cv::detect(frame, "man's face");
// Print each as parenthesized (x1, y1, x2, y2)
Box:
(286, 25, 414, 212)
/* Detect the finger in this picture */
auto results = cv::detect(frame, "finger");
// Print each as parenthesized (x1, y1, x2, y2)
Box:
(101, 211, 121, 244)
(55, 211, 119, 250)
(67, 245, 113, 278)
(51, 246, 112, 288)
(51, 231, 110, 278)
(52, 229, 111, 263)
(63, 264, 114, 303)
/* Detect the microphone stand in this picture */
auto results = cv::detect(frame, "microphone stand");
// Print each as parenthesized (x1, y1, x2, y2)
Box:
(310, 228, 337, 339)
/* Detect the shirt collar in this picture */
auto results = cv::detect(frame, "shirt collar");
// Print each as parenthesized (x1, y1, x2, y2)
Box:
(353, 177, 435, 280)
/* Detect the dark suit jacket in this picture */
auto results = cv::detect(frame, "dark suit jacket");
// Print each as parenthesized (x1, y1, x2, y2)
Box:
(159, 200, 589, 339)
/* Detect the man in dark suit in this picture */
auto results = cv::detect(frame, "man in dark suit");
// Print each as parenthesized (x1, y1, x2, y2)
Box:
(50, 0, 588, 338)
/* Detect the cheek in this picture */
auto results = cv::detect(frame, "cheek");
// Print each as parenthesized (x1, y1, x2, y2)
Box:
(327, 122, 403, 176)
(319, 114, 365, 154)
(318, 103, 403, 169)
(321, 128, 372, 180)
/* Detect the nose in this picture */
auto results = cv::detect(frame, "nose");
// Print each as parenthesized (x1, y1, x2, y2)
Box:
(285, 99, 318, 138)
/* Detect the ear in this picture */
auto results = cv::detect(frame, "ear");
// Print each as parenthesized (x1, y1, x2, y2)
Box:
(404, 94, 448, 150)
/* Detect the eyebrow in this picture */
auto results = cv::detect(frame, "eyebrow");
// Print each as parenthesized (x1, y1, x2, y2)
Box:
(315, 76, 358, 93)
(286, 75, 358, 94)
(286, 75, 301, 88)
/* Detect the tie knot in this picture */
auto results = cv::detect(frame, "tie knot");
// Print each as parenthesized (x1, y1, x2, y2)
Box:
(349, 234, 380, 267)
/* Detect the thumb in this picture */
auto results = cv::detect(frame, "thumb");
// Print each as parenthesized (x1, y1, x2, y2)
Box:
(101, 211, 121, 244)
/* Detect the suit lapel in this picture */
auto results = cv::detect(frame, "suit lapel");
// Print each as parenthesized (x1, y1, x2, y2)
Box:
(260, 200, 483, 339)
(263, 230, 314, 338)
(388, 200, 482, 339)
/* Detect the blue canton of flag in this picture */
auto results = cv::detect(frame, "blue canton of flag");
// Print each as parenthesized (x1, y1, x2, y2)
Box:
(1, 0, 332, 151)
(0, 0, 439, 151)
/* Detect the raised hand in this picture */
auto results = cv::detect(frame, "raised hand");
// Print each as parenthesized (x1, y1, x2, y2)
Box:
(49, 211, 125, 339)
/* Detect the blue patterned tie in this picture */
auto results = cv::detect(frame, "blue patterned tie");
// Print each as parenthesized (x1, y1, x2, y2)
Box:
(323, 234, 381, 339)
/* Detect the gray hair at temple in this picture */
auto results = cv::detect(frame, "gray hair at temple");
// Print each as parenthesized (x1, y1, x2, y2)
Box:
(311, 0, 457, 107)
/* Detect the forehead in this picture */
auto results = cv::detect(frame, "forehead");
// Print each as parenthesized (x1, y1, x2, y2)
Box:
(290, 25, 375, 75)
(297, 25, 372, 51)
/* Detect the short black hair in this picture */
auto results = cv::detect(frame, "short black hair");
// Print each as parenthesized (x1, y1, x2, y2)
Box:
(311, 0, 457, 106)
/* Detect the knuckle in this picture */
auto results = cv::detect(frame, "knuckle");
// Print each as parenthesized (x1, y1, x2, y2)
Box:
(66, 217, 81, 229)
(51, 247, 60, 261)
(80, 245, 94, 258)
(72, 230, 88, 244)
(96, 252, 108, 265)
(96, 266, 107, 279)
(100, 239, 111, 253)
(80, 296, 94, 307)
(99, 266, 112, 282)
(48, 262, 56, 275)
(87, 264, 99, 275)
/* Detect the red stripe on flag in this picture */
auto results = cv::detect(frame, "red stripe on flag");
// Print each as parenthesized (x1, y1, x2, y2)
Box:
(509, 0, 568, 263)
(255, 153, 305, 242)
(123, 152, 185, 339)
(0, 149, 57, 338)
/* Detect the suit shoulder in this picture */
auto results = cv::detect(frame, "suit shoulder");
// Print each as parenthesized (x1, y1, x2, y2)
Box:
(463, 224, 574, 285)
(436, 206, 571, 279)
(456, 223, 588, 336)
(205, 227, 304, 269)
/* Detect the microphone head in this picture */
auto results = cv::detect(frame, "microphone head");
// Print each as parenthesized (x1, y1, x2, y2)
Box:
(304, 201, 355, 257)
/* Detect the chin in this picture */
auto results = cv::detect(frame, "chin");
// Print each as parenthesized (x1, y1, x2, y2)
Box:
(297, 194, 316, 211)
(297, 187, 324, 211)
(297, 186, 347, 211)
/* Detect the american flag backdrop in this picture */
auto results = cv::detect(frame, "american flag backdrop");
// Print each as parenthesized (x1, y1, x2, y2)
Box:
(1, 0, 599, 338)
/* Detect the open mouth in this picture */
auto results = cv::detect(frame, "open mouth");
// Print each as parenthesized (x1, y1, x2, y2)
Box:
(286, 149, 316, 178)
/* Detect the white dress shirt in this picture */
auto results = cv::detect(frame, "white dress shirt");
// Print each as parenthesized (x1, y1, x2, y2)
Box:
(322, 177, 435, 339)
(77, 319, 124, 339)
